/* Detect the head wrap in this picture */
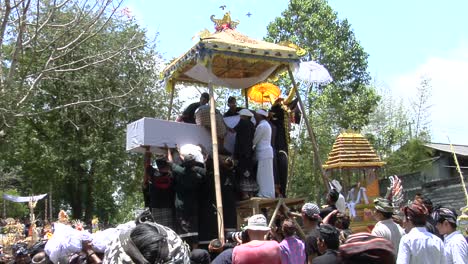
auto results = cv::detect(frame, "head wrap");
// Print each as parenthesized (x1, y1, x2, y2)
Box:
(402, 201, 428, 223)
(433, 207, 458, 224)
(239, 109, 253, 117)
(301, 203, 321, 220)
(374, 197, 394, 214)
(255, 109, 268, 117)
(103, 222, 190, 264)
(339, 233, 395, 264)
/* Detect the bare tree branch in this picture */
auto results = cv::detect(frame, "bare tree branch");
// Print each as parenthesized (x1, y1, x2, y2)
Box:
(0, 0, 12, 89)
(6, 0, 32, 86)
(13, 84, 136, 117)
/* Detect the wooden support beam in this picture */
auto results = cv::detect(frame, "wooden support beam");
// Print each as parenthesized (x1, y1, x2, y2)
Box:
(208, 71, 225, 242)
(287, 67, 329, 191)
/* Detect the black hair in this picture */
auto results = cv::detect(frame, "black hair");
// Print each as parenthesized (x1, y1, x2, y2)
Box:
(448, 221, 457, 229)
(201, 92, 210, 100)
(130, 223, 170, 264)
(409, 216, 427, 227)
(282, 220, 296, 237)
(227, 96, 236, 103)
(381, 211, 393, 220)
(422, 197, 432, 206)
(319, 224, 340, 250)
(338, 214, 351, 229)
(328, 189, 339, 203)
(155, 158, 170, 170)
(190, 249, 211, 264)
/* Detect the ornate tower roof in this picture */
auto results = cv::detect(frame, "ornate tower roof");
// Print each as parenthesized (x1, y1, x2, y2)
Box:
(323, 131, 385, 170)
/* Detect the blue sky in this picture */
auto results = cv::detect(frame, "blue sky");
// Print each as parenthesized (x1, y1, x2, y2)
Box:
(126, 0, 468, 144)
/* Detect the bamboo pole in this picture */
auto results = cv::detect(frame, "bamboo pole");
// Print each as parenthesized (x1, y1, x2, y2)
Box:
(167, 83, 175, 120)
(268, 198, 284, 228)
(208, 70, 225, 241)
(244, 89, 249, 109)
(49, 186, 52, 220)
(287, 67, 329, 191)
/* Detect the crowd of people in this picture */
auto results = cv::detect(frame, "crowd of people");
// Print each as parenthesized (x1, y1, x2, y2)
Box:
(176, 92, 296, 200)
(2, 189, 465, 264)
(141, 92, 298, 249)
(1, 92, 467, 264)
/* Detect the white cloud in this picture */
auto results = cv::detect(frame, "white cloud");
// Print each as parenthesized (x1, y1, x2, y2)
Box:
(391, 43, 468, 145)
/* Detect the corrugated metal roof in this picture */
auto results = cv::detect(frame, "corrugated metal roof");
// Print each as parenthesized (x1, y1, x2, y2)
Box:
(425, 143, 468, 157)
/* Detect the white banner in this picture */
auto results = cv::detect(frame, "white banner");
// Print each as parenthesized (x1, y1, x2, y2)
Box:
(2, 193, 47, 203)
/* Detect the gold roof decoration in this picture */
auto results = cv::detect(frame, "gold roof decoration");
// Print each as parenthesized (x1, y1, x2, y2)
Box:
(323, 131, 386, 170)
(211, 11, 240, 32)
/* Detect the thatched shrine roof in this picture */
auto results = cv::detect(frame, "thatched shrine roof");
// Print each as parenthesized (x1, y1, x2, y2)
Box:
(323, 132, 386, 170)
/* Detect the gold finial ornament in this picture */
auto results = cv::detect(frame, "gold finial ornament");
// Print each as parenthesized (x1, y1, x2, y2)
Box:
(210, 12, 239, 32)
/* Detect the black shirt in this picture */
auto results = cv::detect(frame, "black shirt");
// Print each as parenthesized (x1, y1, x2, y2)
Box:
(312, 249, 340, 264)
(171, 163, 205, 210)
(146, 166, 175, 209)
(305, 229, 321, 258)
(319, 205, 337, 219)
(211, 248, 233, 264)
(182, 102, 201, 123)
(233, 119, 255, 159)
(223, 107, 242, 117)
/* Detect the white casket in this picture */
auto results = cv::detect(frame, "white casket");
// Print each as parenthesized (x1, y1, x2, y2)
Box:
(126, 118, 213, 153)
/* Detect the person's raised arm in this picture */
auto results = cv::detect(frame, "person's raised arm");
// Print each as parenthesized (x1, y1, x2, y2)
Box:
(323, 209, 339, 225)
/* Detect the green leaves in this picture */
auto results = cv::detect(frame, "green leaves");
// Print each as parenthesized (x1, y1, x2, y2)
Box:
(267, 0, 379, 201)
(0, 1, 173, 222)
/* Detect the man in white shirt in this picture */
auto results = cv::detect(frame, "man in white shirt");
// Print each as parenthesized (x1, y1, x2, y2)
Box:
(253, 109, 275, 198)
(371, 197, 405, 255)
(434, 207, 468, 264)
(397, 202, 446, 264)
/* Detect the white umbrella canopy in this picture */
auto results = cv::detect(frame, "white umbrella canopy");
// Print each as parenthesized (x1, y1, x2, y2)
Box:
(293, 61, 333, 85)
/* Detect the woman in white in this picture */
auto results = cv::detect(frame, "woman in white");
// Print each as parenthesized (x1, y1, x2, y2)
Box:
(253, 109, 275, 198)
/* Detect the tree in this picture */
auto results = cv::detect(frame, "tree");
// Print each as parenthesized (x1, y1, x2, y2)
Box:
(0, 1, 176, 222)
(363, 81, 433, 177)
(0, 0, 143, 129)
(411, 77, 432, 140)
(363, 85, 411, 159)
(266, 0, 379, 200)
(266, 0, 379, 130)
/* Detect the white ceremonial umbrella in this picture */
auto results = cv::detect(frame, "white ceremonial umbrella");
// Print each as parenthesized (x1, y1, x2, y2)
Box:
(293, 61, 333, 85)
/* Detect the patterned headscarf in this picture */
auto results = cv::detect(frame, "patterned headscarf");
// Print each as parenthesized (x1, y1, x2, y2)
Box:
(402, 201, 428, 222)
(433, 207, 458, 224)
(103, 222, 190, 264)
(301, 202, 321, 220)
(339, 233, 395, 264)
(374, 197, 394, 214)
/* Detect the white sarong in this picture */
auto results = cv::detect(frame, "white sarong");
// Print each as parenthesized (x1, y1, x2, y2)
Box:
(256, 158, 275, 198)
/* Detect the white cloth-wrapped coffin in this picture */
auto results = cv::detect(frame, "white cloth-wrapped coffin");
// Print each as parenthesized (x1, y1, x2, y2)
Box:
(126, 118, 213, 153)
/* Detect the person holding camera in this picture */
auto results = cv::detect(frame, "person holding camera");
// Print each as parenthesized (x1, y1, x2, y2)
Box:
(232, 214, 281, 264)
(211, 214, 281, 264)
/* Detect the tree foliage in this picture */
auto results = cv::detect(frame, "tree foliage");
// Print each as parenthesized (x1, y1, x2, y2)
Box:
(0, 1, 176, 222)
(411, 77, 432, 140)
(364, 82, 433, 178)
(363, 86, 411, 159)
(266, 0, 379, 201)
(266, 0, 379, 130)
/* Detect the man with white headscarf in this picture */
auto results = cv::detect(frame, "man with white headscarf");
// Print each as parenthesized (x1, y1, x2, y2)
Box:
(253, 109, 275, 198)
